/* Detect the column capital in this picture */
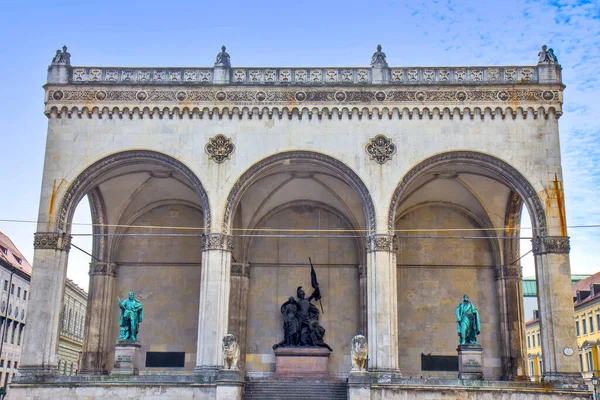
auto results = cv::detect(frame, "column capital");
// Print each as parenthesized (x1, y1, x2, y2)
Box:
(33, 232, 71, 252)
(532, 235, 570, 255)
(201, 233, 234, 251)
(89, 261, 117, 277)
(365, 234, 397, 253)
(495, 266, 522, 281)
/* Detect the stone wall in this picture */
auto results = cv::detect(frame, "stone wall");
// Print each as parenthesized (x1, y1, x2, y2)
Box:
(109, 204, 203, 372)
(396, 204, 501, 379)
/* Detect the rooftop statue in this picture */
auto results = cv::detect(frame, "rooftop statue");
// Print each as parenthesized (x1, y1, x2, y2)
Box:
(118, 291, 144, 341)
(538, 44, 558, 64)
(214, 45, 231, 67)
(51, 45, 71, 65)
(370, 44, 388, 68)
(456, 294, 480, 345)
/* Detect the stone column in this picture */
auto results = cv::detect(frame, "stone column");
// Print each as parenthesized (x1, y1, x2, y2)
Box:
(80, 262, 117, 375)
(365, 234, 400, 377)
(195, 233, 233, 381)
(534, 235, 583, 385)
(495, 265, 527, 380)
(358, 264, 368, 335)
(17, 232, 71, 377)
(228, 262, 249, 370)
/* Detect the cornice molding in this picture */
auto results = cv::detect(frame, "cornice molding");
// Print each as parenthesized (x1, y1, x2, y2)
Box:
(45, 87, 562, 120)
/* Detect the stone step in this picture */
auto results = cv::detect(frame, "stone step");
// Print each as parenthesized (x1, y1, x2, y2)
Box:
(244, 380, 348, 400)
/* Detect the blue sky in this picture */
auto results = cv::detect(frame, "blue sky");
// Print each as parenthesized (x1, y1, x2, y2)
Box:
(0, 0, 599, 290)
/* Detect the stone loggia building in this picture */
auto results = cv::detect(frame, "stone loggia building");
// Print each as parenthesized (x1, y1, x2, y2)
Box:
(10, 45, 589, 399)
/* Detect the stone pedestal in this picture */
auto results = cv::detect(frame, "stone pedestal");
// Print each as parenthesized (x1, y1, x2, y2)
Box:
(458, 344, 484, 380)
(111, 340, 141, 375)
(347, 371, 371, 400)
(216, 369, 245, 400)
(273, 347, 331, 377)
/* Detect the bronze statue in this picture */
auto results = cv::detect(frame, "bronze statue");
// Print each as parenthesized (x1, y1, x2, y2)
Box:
(370, 44, 388, 67)
(273, 263, 332, 351)
(215, 45, 231, 67)
(456, 294, 480, 345)
(118, 291, 144, 341)
(52, 45, 71, 65)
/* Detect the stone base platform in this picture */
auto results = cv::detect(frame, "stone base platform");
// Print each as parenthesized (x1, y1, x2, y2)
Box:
(6, 375, 591, 400)
(273, 347, 331, 378)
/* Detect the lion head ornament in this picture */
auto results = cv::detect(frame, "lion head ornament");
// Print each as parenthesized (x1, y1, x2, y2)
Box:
(222, 333, 240, 370)
(351, 333, 368, 372)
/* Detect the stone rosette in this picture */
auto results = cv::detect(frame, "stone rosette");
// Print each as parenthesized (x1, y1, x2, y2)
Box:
(205, 134, 235, 163)
(366, 134, 397, 164)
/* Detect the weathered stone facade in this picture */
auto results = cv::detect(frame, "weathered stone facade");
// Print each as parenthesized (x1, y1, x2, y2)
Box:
(9, 45, 589, 399)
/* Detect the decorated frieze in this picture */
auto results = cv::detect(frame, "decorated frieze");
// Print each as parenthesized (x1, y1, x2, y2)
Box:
(89, 262, 118, 277)
(532, 235, 570, 255)
(201, 233, 234, 251)
(33, 232, 71, 251)
(365, 234, 398, 252)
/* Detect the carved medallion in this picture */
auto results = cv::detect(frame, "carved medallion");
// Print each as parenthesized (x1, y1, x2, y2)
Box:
(205, 134, 235, 163)
(255, 91, 266, 101)
(215, 91, 227, 101)
(415, 91, 427, 102)
(456, 91, 467, 101)
(334, 91, 347, 102)
(176, 91, 188, 101)
(374, 91, 386, 101)
(497, 91, 509, 101)
(136, 91, 148, 101)
(366, 135, 397, 164)
(542, 90, 555, 101)
(52, 90, 64, 100)
(295, 91, 307, 101)
(95, 91, 107, 101)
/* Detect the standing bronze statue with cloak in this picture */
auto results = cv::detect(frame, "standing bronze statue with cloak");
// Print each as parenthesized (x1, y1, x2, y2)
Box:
(456, 294, 480, 345)
(118, 291, 144, 341)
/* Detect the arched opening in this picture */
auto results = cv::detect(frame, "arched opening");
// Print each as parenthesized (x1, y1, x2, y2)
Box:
(388, 151, 546, 380)
(56, 150, 211, 374)
(223, 151, 375, 376)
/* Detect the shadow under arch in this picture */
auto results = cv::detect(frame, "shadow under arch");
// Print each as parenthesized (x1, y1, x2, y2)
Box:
(387, 151, 547, 236)
(221, 150, 377, 234)
(56, 150, 212, 234)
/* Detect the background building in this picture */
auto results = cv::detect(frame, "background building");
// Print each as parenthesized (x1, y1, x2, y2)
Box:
(0, 232, 31, 389)
(57, 279, 87, 376)
(523, 275, 589, 320)
(526, 271, 600, 385)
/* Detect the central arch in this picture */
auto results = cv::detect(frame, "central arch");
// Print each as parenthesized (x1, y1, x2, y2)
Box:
(222, 151, 376, 234)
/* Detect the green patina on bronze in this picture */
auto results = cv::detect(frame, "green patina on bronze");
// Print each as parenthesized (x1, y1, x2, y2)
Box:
(118, 291, 144, 341)
(456, 294, 481, 345)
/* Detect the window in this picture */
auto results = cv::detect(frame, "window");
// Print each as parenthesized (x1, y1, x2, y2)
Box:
(23, 290, 27, 301)
(3, 281, 7, 291)
(14, 362, 17, 369)
(527, 335, 531, 348)
(7, 361, 11, 369)
(537, 332, 540, 347)
(10, 284, 14, 295)
(16, 287, 20, 298)
(583, 318, 588, 335)
(68, 309, 72, 331)
(0, 246, 6, 255)
(539, 359, 543, 374)
(532, 334, 535, 347)
(74, 312, 78, 334)
(590, 315, 594, 333)
(576, 320, 581, 336)
(4, 321, 9, 342)
(61, 305, 66, 330)
(69, 362, 74, 375)
(13, 256, 21, 265)
(530, 361, 534, 376)
(17, 324, 23, 345)
(10, 323, 16, 344)
(587, 351, 594, 371)
(580, 354, 584, 372)
(0, 359, 4, 368)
